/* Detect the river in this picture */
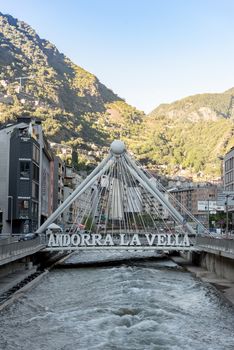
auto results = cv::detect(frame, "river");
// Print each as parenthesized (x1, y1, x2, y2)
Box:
(0, 253, 233, 350)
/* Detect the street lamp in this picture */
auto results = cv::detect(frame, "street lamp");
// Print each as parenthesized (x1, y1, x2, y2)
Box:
(8, 196, 13, 235)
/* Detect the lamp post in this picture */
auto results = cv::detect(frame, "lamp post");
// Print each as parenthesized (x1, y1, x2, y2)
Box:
(8, 196, 13, 235)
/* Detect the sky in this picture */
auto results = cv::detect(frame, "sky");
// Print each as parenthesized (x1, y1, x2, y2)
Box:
(1, 0, 234, 113)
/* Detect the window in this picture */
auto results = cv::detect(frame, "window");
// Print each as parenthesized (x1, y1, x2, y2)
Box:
(32, 201, 38, 218)
(32, 182, 39, 200)
(32, 144, 40, 163)
(19, 128, 29, 138)
(32, 163, 39, 182)
(18, 200, 29, 218)
(20, 161, 30, 179)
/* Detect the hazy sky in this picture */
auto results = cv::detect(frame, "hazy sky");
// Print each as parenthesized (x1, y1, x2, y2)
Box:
(1, 0, 234, 112)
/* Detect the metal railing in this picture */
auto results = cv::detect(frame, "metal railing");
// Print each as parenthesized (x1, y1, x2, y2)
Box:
(0, 237, 43, 264)
(196, 236, 234, 255)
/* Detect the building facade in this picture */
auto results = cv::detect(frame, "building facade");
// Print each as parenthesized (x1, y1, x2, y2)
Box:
(169, 184, 218, 226)
(53, 156, 65, 227)
(224, 148, 234, 191)
(223, 147, 234, 231)
(0, 117, 53, 234)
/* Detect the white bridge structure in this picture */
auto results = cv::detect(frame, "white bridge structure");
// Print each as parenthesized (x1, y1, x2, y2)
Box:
(37, 141, 208, 252)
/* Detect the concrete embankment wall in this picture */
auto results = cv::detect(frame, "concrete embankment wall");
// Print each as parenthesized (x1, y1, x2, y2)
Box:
(183, 250, 234, 282)
(0, 259, 33, 279)
(199, 252, 234, 282)
(0, 251, 71, 311)
(0, 250, 66, 279)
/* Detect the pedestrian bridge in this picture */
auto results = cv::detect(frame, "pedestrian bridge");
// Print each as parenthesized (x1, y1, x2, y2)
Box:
(2, 235, 234, 267)
(37, 140, 209, 253)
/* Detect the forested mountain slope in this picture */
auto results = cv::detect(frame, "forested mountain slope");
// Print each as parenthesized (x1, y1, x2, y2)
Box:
(1, 12, 234, 179)
(0, 12, 143, 165)
(131, 91, 234, 179)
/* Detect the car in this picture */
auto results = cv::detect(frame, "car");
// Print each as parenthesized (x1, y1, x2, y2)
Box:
(19, 233, 38, 241)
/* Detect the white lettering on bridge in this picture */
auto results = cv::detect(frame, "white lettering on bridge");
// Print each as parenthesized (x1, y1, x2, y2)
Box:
(47, 233, 191, 250)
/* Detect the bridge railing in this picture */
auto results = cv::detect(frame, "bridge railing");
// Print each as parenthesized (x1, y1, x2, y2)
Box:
(196, 236, 234, 255)
(0, 237, 43, 264)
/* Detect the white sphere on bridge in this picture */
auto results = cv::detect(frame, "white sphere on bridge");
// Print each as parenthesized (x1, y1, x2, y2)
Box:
(110, 140, 126, 155)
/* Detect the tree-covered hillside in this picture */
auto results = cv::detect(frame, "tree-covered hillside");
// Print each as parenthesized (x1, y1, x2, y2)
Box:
(1, 12, 234, 180)
(130, 92, 234, 180)
(0, 12, 144, 164)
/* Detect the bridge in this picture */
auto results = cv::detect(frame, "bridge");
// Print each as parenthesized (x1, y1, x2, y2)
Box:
(33, 140, 210, 252)
(0, 236, 43, 266)
(0, 140, 234, 274)
(1, 140, 234, 310)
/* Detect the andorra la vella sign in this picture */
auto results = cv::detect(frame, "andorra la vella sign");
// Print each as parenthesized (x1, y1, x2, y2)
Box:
(46, 232, 191, 251)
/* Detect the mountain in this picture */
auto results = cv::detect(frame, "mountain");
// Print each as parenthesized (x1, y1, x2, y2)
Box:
(0, 12, 144, 165)
(0, 12, 234, 180)
(131, 91, 234, 180)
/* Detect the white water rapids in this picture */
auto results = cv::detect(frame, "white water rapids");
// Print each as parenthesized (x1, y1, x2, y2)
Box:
(0, 252, 233, 350)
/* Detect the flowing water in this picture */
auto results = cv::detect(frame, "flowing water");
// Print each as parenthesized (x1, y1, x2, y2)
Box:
(0, 254, 234, 350)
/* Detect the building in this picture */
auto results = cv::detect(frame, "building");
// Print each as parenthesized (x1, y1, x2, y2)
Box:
(223, 148, 234, 231)
(40, 137, 54, 226)
(53, 156, 65, 227)
(0, 209, 3, 233)
(146, 178, 169, 220)
(168, 183, 218, 226)
(224, 148, 234, 191)
(0, 116, 53, 234)
(63, 166, 90, 230)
